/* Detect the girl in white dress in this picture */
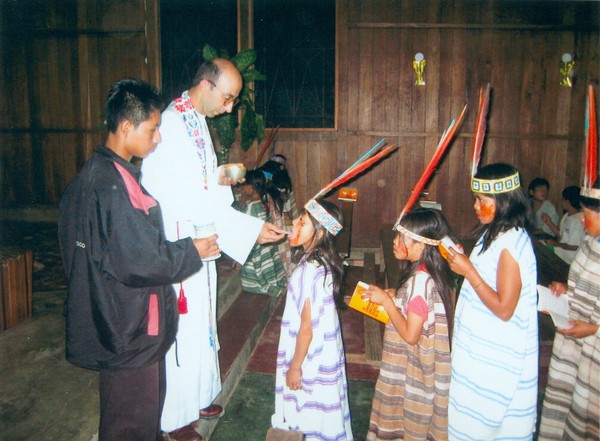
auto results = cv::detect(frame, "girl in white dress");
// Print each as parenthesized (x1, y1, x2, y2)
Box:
(272, 199, 353, 440)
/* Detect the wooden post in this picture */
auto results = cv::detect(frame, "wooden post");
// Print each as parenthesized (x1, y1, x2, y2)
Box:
(0, 247, 33, 331)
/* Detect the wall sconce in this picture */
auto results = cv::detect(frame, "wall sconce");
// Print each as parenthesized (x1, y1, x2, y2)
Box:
(413, 52, 426, 86)
(560, 53, 574, 87)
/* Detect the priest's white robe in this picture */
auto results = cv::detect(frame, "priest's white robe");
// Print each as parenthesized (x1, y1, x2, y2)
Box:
(141, 101, 263, 432)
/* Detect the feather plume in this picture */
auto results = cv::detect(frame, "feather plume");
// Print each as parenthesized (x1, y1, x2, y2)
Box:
(254, 125, 280, 168)
(396, 104, 468, 223)
(585, 85, 597, 188)
(471, 84, 491, 177)
(342, 138, 385, 175)
(313, 144, 397, 200)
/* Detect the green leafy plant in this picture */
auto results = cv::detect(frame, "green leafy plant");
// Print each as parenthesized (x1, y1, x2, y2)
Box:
(202, 44, 266, 159)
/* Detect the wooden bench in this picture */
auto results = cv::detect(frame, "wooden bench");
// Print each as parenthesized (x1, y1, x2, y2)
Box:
(0, 247, 33, 331)
(362, 251, 384, 364)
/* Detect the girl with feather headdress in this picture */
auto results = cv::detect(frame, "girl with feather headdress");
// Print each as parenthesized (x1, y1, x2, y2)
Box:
(446, 85, 539, 440)
(271, 140, 396, 440)
(538, 85, 600, 440)
(363, 105, 466, 441)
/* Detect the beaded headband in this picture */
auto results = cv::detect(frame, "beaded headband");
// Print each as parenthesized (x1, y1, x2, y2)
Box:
(305, 199, 343, 236)
(581, 187, 600, 200)
(395, 224, 440, 246)
(269, 155, 287, 166)
(471, 171, 520, 194)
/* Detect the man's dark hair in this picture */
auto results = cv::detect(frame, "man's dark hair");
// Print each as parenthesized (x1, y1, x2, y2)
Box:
(528, 177, 550, 192)
(562, 185, 581, 210)
(104, 78, 164, 133)
(192, 59, 221, 86)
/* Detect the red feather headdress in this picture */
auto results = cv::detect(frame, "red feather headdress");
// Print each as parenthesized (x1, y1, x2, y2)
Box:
(393, 104, 467, 230)
(305, 139, 397, 235)
(471, 83, 491, 178)
(581, 84, 599, 200)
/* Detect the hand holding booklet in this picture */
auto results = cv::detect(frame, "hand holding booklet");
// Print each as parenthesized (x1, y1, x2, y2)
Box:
(537, 284, 572, 329)
(347, 281, 390, 324)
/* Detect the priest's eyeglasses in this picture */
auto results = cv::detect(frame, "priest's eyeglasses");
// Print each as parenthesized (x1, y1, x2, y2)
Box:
(207, 80, 239, 107)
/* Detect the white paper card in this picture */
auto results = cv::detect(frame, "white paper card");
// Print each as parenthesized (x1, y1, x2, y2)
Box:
(537, 284, 572, 329)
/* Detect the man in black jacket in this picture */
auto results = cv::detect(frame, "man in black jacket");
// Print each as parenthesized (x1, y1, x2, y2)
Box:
(58, 78, 220, 441)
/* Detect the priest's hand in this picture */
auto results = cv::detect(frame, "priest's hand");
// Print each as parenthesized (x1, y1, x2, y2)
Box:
(217, 163, 246, 186)
(257, 222, 285, 244)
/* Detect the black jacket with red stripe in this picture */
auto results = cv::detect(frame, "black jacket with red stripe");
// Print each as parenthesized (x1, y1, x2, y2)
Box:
(58, 145, 202, 371)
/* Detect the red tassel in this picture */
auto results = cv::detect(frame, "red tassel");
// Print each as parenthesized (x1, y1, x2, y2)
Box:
(178, 285, 188, 314)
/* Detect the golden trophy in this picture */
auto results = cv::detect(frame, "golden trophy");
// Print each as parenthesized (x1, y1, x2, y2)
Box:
(413, 52, 426, 86)
(560, 53, 574, 87)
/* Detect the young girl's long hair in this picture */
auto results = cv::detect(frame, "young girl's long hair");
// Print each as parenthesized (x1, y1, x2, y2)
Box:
(259, 155, 293, 214)
(472, 163, 535, 253)
(244, 169, 269, 210)
(302, 199, 344, 302)
(396, 208, 455, 340)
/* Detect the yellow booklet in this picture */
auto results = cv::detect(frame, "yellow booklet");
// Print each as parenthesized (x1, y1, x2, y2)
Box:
(347, 281, 390, 324)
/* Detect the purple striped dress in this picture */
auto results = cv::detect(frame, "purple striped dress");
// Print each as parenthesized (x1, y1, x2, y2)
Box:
(271, 259, 353, 440)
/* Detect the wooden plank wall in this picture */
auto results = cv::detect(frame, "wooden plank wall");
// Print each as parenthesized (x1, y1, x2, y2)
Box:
(0, 0, 160, 207)
(1, 0, 599, 248)
(234, 0, 599, 245)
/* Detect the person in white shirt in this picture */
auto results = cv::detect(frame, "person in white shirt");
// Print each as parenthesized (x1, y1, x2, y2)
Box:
(542, 185, 586, 264)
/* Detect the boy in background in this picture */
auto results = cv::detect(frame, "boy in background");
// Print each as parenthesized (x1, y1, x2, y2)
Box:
(529, 177, 559, 240)
(542, 185, 585, 264)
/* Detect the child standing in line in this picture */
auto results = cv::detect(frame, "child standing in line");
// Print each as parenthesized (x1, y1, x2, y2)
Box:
(260, 154, 299, 277)
(541, 185, 585, 264)
(448, 163, 539, 440)
(538, 180, 600, 440)
(240, 169, 288, 297)
(529, 177, 560, 240)
(364, 208, 455, 441)
(271, 199, 353, 440)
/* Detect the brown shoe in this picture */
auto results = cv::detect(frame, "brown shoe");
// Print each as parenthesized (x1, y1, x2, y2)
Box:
(163, 423, 203, 441)
(199, 403, 225, 419)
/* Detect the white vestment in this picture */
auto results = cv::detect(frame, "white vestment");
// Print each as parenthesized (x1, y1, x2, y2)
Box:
(141, 97, 263, 431)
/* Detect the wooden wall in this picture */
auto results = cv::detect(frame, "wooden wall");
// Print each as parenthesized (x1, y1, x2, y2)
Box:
(1, 0, 599, 248)
(0, 0, 160, 206)
(234, 0, 600, 245)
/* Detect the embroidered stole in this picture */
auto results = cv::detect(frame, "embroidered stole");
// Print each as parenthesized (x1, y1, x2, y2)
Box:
(170, 90, 216, 190)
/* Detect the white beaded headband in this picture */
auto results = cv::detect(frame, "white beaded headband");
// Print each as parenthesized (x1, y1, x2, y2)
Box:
(471, 171, 521, 194)
(305, 199, 342, 236)
(395, 224, 440, 246)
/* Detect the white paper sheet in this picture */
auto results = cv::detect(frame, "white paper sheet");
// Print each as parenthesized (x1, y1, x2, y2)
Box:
(537, 284, 572, 329)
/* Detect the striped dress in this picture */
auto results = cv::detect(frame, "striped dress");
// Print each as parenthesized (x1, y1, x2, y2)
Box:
(538, 236, 600, 440)
(241, 200, 287, 297)
(272, 259, 353, 440)
(449, 228, 539, 440)
(367, 269, 451, 441)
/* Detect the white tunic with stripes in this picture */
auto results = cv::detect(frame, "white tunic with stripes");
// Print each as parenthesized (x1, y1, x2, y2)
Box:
(272, 259, 353, 440)
(449, 228, 539, 440)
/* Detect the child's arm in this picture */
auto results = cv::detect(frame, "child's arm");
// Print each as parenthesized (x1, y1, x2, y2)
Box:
(448, 248, 521, 321)
(365, 285, 425, 345)
(286, 298, 313, 391)
(541, 213, 560, 237)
